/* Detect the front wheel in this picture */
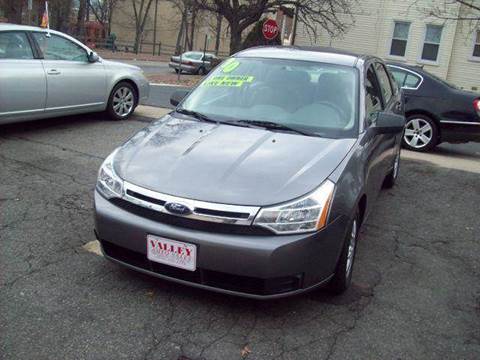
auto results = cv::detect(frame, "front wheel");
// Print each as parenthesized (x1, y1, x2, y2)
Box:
(402, 115, 438, 152)
(107, 82, 137, 120)
(327, 213, 359, 295)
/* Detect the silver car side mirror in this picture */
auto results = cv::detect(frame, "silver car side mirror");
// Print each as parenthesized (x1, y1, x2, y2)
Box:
(88, 51, 100, 63)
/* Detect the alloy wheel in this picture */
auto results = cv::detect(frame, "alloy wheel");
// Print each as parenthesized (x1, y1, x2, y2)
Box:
(112, 87, 135, 117)
(404, 118, 433, 149)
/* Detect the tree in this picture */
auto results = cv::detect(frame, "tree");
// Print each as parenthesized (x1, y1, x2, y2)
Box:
(193, 0, 356, 54)
(421, 0, 479, 28)
(76, 0, 87, 37)
(89, 0, 120, 36)
(1, 0, 24, 24)
(131, 0, 155, 53)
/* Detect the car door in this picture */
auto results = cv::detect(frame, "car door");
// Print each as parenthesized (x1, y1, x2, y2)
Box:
(0, 30, 46, 124)
(362, 63, 387, 203)
(374, 62, 400, 169)
(31, 31, 106, 115)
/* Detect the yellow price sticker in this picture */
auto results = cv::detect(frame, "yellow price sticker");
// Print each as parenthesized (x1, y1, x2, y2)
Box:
(221, 59, 240, 73)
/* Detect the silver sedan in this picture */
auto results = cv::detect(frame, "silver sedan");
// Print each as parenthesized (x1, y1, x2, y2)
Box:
(0, 24, 149, 125)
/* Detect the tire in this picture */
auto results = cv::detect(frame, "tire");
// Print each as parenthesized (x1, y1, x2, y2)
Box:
(327, 212, 360, 295)
(198, 67, 207, 75)
(383, 147, 401, 189)
(174, 69, 179, 74)
(402, 115, 438, 152)
(107, 81, 137, 121)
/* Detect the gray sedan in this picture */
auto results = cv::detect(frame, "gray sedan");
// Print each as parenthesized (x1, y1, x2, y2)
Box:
(0, 24, 149, 125)
(95, 47, 405, 299)
(169, 51, 218, 75)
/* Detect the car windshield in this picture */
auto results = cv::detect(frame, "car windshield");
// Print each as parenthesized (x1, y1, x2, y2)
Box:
(183, 52, 203, 60)
(180, 57, 359, 138)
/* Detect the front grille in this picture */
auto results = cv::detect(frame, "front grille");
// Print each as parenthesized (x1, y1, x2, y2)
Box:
(111, 198, 272, 235)
(101, 241, 303, 296)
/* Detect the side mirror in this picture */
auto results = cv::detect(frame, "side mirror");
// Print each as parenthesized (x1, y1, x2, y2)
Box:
(88, 51, 100, 63)
(372, 112, 405, 134)
(170, 90, 189, 107)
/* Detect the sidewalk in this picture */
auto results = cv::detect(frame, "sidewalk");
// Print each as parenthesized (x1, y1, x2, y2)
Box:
(135, 105, 171, 119)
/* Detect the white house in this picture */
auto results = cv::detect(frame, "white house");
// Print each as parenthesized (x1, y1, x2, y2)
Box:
(295, 0, 480, 91)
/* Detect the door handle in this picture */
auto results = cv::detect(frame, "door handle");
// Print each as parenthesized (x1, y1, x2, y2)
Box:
(47, 69, 61, 75)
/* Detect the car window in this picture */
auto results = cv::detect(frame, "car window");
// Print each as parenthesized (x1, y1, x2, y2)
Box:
(374, 63, 393, 103)
(388, 67, 422, 89)
(365, 65, 383, 120)
(0, 31, 34, 59)
(180, 57, 359, 139)
(33, 33, 88, 62)
(183, 52, 203, 60)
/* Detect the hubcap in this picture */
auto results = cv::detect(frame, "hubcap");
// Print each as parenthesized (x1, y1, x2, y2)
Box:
(404, 118, 432, 149)
(112, 87, 134, 117)
(346, 219, 357, 277)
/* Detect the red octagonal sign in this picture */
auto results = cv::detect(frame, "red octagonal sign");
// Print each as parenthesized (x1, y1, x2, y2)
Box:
(262, 19, 279, 40)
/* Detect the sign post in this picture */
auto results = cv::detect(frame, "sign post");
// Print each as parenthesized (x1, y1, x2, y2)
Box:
(262, 19, 279, 41)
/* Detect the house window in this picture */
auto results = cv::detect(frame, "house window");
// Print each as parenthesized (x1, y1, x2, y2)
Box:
(421, 24, 443, 62)
(390, 22, 410, 57)
(473, 30, 480, 58)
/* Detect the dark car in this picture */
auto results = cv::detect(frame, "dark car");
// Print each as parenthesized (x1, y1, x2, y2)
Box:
(387, 63, 480, 152)
(94, 47, 405, 299)
(169, 51, 219, 75)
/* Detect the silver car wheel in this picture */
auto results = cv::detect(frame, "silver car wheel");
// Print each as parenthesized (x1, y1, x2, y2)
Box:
(404, 118, 433, 149)
(112, 87, 134, 117)
(346, 219, 357, 277)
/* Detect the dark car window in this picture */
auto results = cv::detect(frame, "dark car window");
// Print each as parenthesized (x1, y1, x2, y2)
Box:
(33, 32, 88, 62)
(374, 63, 393, 104)
(0, 31, 34, 59)
(388, 67, 421, 89)
(180, 57, 359, 138)
(365, 65, 383, 120)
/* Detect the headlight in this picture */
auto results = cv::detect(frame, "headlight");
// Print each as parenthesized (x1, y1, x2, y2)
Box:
(96, 149, 123, 199)
(253, 180, 335, 234)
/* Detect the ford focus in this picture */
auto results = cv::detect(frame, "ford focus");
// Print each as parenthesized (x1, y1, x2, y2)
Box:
(94, 46, 405, 299)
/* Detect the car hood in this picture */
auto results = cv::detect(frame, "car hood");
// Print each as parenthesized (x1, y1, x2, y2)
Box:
(114, 115, 356, 206)
(102, 59, 142, 72)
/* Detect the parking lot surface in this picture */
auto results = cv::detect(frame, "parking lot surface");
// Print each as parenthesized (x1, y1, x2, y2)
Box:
(1, 112, 479, 360)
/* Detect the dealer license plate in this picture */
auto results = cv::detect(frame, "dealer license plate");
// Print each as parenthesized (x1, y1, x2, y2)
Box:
(147, 235, 197, 271)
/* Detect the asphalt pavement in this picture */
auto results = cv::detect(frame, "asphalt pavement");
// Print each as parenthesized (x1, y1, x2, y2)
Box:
(1, 110, 480, 360)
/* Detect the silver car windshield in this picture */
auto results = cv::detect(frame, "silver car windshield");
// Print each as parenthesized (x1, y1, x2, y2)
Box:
(181, 57, 359, 138)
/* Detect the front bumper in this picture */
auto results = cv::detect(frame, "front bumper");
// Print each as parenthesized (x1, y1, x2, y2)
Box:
(94, 191, 349, 299)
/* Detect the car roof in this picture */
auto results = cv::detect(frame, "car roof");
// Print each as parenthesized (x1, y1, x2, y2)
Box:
(234, 46, 371, 67)
(0, 23, 69, 38)
(386, 61, 426, 74)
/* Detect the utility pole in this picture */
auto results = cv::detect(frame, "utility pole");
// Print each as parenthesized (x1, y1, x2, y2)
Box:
(153, 0, 158, 56)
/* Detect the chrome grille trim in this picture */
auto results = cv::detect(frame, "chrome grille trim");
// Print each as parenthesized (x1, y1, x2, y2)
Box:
(122, 181, 260, 225)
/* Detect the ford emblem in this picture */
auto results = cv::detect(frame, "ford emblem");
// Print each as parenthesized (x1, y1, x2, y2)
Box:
(165, 202, 192, 215)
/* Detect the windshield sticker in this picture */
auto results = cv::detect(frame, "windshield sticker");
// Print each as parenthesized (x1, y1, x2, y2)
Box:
(202, 75, 254, 87)
(221, 59, 240, 73)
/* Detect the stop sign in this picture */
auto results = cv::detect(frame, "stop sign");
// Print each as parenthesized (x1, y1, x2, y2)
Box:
(262, 19, 279, 40)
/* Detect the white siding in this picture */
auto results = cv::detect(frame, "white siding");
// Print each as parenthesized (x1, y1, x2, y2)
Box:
(295, 0, 479, 90)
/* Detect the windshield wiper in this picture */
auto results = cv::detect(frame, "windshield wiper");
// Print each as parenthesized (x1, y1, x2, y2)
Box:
(176, 108, 219, 124)
(235, 120, 316, 136)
